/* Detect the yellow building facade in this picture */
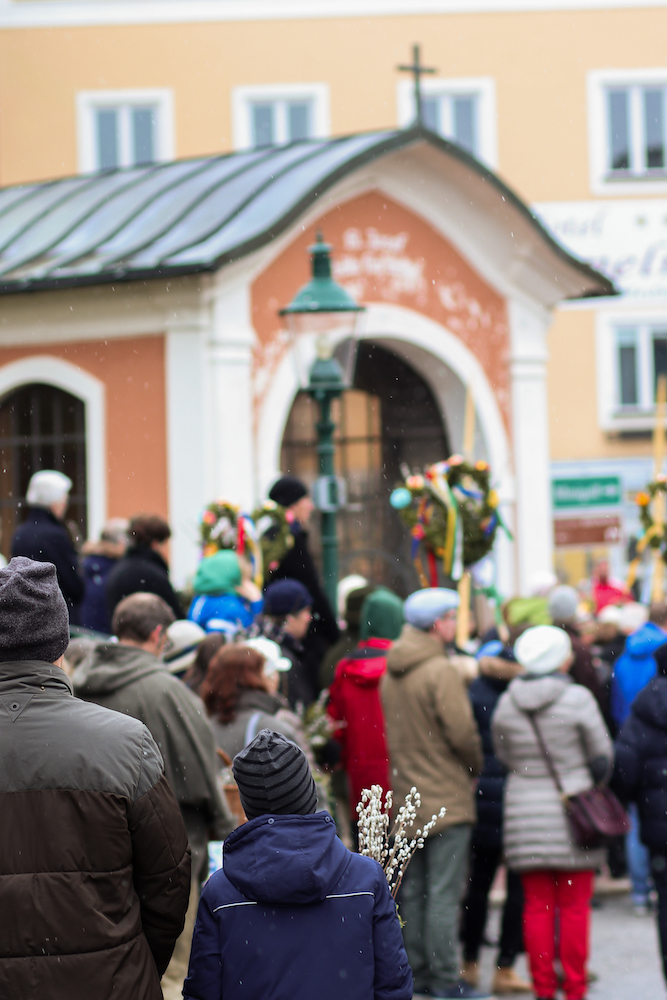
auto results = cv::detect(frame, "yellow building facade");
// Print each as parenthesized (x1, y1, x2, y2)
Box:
(1, 0, 665, 590)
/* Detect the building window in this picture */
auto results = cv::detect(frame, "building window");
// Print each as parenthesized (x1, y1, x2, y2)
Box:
(232, 84, 330, 151)
(76, 89, 175, 173)
(613, 324, 667, 412)
(396, 77, 497, 168)
(0, 384, 87, 561)
(589, 70, 667, 194)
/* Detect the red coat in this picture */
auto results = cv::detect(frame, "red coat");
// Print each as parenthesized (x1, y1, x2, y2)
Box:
(327, 638, 391, 820)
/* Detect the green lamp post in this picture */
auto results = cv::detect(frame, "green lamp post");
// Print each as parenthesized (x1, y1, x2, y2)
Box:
(279, 232, 365, 615)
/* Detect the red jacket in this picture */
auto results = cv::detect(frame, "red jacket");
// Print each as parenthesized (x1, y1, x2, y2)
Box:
(328, 638, 391, 820)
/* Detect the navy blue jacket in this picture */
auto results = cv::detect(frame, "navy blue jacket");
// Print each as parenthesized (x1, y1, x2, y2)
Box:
(468, 671, 512, 851)
(79, 553, 117, 633)
(11, 507, 84, 616)
(614, 674, 667, 850)
(184, 812, 412, 1000)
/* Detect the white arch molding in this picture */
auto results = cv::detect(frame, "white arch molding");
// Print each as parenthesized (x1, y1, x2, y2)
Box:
(256, 303, 516, 595)
(0, 356, 107, 541)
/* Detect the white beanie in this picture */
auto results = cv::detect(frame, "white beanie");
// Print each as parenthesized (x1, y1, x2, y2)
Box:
(514, 625, 572, 676)
(618, 602, 648, 636)
(548, 585, 579, 622)
(404, 587, 459, 631)
(26, 470, 72, 508)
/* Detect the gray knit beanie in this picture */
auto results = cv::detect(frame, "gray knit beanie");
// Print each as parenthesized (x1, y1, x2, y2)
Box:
(232, 729, 318, 820)
(0, 557, 70, 663)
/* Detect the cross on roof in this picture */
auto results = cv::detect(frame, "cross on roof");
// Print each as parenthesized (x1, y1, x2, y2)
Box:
(397, 44, 437, 126)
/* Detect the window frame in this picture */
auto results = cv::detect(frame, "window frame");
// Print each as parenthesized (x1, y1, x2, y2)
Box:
(588, 68, 667, 195)
(596, 311, 667, 431)
(396, 76, 497, 169)
(76, 88, 175, 174)
(231, 83, 330, 151)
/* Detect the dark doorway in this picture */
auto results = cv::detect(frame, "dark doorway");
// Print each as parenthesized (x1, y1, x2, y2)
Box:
(0, 383, 87, 561)
(280, 341, 449, 595)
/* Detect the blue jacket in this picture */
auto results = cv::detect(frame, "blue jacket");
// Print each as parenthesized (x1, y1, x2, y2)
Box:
(188, 593, 262, 633)
(184, 812, 412, 1000)
(614, 674, 667, 850)
(79, 552, 117, 633)
(611, 622, 667, 726)
(468, 672, 510, 851)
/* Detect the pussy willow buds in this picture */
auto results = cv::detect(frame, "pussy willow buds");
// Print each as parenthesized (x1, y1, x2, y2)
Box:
(357, 786, 446, 899)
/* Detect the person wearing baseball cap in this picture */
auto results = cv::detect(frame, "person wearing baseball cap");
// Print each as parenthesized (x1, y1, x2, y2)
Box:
(492, 625, 612, 1000)
(11, 469, 84, 618)
(0, 557, 190, 999)
(382, 587, 484, 999)
(184, 729, 412, 1000)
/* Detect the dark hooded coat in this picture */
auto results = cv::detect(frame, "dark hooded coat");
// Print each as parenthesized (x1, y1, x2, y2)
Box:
(614, 674, 667, 849)
(184, 812, 412, 1000)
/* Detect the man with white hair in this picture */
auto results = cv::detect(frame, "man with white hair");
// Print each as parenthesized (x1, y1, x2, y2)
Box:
(11, 470, 84, 618)
(382, 587, 485, 999)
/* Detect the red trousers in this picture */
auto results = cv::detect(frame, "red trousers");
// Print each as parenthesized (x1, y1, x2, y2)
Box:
(521, 869, 594, 1000)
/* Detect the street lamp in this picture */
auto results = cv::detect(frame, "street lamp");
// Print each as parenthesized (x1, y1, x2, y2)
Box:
(279, 232, 365, 614)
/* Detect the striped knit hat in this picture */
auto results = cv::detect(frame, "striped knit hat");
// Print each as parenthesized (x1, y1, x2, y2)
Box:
(232, 729, 318, 820)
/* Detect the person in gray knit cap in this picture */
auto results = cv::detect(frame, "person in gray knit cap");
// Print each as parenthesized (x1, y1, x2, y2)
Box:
(0, 557, 190, 1000)
(184, 728, 413, 1000)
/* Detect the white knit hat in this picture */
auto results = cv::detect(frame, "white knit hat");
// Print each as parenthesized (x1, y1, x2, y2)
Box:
(513, 625, 572, 676)
(26, 470, 72, 507)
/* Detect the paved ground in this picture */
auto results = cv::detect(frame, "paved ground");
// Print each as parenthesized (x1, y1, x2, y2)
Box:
(463, 888, 665, 1000)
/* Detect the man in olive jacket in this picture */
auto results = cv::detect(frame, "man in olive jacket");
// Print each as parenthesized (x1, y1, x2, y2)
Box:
(73, 591, 233, 999)
(0, 558, 190, 1000)
(382, 588, 484, 1000)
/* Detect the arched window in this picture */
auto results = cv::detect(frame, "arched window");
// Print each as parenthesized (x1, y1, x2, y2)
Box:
(0, 383, 87, 560)
(280, 342, 449, 594)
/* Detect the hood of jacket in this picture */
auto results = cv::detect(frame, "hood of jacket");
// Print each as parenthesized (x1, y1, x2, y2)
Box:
(386, 624, 443, 676)
(623, 621, 667, 659)
(193, 550, 242, 596)
(223, 812, 350, 905)
(631, 675, 667, 733)
(72, 642, 166, 697)
(507, 672, 571, 713)
(337, 639, 390, 685)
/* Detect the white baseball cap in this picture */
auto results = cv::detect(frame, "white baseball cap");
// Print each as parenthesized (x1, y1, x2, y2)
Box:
(244, 637, 292, 676)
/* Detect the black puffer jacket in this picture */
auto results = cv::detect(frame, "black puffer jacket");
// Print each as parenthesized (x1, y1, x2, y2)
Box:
(614, 674, 667, 849)
(106, 545, 183, 619)
(11, 507, 84, 616)
(468, 654, 524, 851)
(0, 659, 191, 1000)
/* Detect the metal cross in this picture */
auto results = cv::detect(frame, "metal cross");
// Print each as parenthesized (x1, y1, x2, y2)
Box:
(397, 44, 437, 125)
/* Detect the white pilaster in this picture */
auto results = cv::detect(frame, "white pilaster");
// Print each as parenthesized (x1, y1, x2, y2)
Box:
(509, 299, 554, 595)
(165, 314, 210, 588)
(207, 281, 256, 510)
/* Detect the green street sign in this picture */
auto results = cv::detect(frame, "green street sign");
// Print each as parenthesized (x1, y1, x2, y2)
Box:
(552, 476, 622, 509)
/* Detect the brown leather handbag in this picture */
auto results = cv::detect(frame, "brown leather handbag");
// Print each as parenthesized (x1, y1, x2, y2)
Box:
(526, 711, 630, 850)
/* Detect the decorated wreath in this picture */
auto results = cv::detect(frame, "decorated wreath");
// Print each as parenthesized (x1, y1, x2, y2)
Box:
(199, 499, 263, 587)
(252, 500, 295, 581)
(635, 475, 667, 562)
(390, 456, 504, 585)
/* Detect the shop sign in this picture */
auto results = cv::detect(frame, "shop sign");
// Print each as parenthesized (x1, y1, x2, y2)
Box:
(554, 516, 622, 547)
(552, 476, 622, 509)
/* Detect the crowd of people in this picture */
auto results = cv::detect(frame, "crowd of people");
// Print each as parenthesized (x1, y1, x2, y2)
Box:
(2, 468, 667, 1000)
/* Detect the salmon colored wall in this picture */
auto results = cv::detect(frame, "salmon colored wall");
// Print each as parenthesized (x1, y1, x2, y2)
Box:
(0, 334, 168, 520)
(252, 191, 510, 428)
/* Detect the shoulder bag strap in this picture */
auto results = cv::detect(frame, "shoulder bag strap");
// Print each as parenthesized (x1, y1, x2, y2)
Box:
(525, 710, 567, 799)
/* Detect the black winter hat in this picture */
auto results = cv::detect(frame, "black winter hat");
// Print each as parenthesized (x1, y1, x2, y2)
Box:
(232, 728, 318, 820)
(268, 475, 308, 508)
(0, 557, 70, 663)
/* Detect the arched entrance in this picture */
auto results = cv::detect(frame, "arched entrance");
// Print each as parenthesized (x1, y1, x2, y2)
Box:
(280, 342, 449, 595)
(0, 383, 87, 560)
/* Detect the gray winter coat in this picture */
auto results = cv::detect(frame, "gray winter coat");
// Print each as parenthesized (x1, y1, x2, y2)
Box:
(73, 643, 233, 879)
(492, 673, 613, 872)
